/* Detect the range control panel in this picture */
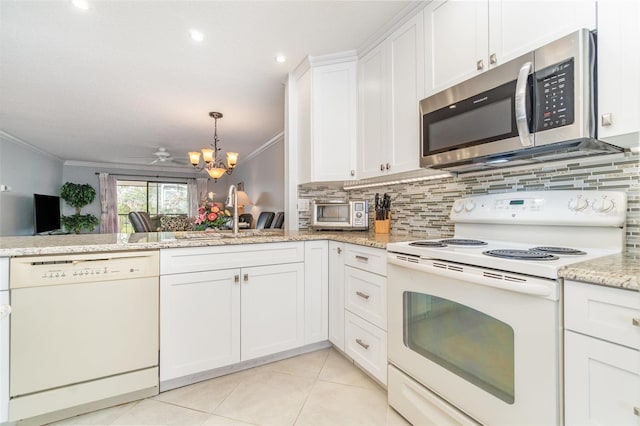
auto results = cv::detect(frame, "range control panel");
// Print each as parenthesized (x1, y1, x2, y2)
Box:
(10, 251, 159, 289)
(450, 190, 627, 227)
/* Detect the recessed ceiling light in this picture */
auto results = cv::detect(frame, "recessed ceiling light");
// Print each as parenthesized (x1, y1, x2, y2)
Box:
(275, 55, 287, 63)
(189, 29, 204, 42)
(72, 0, 89, 10)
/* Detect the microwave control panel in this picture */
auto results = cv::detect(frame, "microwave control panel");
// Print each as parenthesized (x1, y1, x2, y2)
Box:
(352, 201, 367, 227)
(534, 58, 575, 131)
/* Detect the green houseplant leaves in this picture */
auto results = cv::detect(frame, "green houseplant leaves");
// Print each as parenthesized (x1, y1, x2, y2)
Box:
(60, 182, 99, 233)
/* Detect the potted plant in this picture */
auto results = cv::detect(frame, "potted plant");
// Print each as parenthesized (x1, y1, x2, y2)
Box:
(60, 182, 99, 234)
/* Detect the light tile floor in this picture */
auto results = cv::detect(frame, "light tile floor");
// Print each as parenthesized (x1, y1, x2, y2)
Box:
(50, 348, 410, 426)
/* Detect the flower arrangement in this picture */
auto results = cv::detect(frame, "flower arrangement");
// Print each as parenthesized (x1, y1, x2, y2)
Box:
(193, 193, 231, 231)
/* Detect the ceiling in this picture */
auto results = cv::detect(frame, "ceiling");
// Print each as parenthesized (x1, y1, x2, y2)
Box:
(0, 0, 414, 170)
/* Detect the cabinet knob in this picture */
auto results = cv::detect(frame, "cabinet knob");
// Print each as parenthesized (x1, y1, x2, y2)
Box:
(601, 113, 613, 127)
(386, 163, 391, 170)
(380, 164, 385, 172)
(350, 170, 355, 176)
(490, 53, 497, 65)
(634, 406, 640, 417)
(243, 273, 249, 282)
(234, 275, 240, 283)
(337, 247, 342, 254)
(632, 318, 640, 326)
(477, 59, 484, 71)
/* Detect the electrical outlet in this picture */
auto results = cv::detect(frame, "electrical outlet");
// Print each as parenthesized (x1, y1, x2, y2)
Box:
(297, 199, 309, 211)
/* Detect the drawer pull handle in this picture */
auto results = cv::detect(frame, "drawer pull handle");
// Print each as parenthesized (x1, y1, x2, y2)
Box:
(634, 406, 640, 416)
(356, 291, 370, 300)
(356, 339, 370, 350)
(633, 318, 640, 327)
(355, 255, 369, 262)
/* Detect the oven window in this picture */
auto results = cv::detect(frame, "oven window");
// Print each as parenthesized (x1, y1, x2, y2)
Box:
(403, 292, 515, 404)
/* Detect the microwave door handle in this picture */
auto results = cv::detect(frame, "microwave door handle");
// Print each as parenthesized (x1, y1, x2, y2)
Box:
(515, 61, 533, 147)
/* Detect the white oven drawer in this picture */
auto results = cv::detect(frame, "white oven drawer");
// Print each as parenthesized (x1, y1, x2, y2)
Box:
(565, 280, 640, 350)
(345, 266, 387, 330)
(344, 245, 386, 276)
(344, 311, 387, 385)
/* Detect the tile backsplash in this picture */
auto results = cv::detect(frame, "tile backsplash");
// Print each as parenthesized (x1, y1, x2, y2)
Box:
(298, 152, 640, 249)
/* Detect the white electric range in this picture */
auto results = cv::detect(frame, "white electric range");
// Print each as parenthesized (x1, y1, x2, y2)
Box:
(386, 190, 627, 426)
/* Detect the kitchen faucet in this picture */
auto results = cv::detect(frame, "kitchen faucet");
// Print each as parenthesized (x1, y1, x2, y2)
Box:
(225, 185, 239, 237)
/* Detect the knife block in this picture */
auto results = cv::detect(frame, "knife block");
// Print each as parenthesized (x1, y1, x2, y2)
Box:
(374, 213, 390, 234)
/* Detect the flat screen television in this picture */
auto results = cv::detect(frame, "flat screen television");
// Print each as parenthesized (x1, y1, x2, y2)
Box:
(34, 194, 61, 234)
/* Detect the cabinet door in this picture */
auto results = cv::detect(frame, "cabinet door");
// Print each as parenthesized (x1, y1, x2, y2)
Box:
(311, 61, 357, 181)
(358, 43, 387, 179)
(241, 263, 305, 361)
(488, 0, 596, 68)
(328, 242, 345, 351)
(564, 331, 640, 425)
(160, 270, 240, 382)
(388, 12, 423, 175)
(597, 0, 640, 148)
(424, 0, 488, 95)
(304, 241, 328, 345)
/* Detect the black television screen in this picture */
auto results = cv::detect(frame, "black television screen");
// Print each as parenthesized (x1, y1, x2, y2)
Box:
(34, 194, 61, 234)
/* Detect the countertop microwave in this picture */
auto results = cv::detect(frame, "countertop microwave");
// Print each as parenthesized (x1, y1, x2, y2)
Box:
(419, 29, 621, 173)
(311, 200, 368, 230)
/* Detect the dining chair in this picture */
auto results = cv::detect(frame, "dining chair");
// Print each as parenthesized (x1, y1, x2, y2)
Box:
(255, 211, 275, 229)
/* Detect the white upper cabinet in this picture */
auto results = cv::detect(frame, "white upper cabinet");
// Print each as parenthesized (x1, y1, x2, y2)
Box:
(358, 13, 424, 179)
(424, 0, 596, 96)
(291, 56, 358, 184)
(597, 0, 640, 149)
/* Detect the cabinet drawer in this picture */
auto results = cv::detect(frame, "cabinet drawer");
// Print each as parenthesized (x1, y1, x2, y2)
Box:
(344, 244, 386, 276)
(344, 311, 387, 385)
(345, 266, 387, 330)
(565, 281, 640, 350)
(160, 242, 304, 275)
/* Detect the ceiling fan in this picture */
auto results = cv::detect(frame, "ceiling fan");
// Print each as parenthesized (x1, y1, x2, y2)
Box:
(130, 148, 187, 165)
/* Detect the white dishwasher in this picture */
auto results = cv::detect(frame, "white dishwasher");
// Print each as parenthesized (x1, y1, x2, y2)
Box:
(8, 250, 160, 424)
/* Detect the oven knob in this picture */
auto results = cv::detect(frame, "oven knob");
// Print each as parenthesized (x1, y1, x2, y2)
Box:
(568, 197, 588, 211)
(592, 197, 614, 213)
(453, 201, 464, 213)
(464, 200, 476, 212)
(356, 212, 362, 218)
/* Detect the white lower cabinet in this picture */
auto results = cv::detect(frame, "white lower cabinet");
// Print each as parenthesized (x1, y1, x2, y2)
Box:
(341, 244, 388, 385)
(564, 280, 640, 425)
(159, 243, 310, 385)
(328, 242, 345, 351)
(304, 241, 328, 345)
(160, 269, 240, 382)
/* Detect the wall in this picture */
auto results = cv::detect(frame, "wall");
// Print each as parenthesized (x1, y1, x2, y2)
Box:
(0, 135, 64, 236)
(298, 152, 640, 249)
(211, 136, 285, 223)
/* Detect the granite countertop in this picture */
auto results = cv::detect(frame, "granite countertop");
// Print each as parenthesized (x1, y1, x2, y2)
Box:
(558, 251, 639, 291)
(0, 229, 423, 257)
(2, 231, 636, 292)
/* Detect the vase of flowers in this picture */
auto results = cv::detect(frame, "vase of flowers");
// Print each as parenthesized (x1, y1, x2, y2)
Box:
(193, 193, 232, 231)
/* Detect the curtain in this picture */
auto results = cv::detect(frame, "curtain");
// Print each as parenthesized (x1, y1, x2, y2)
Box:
(98, 173, 118, 233)
(188, 178, 209, 216)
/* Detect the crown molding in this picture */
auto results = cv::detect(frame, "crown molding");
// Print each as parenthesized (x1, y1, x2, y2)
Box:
(308, 50, 358, 67)
(357, 1, 429, 58)
(0, 130, 63, 163)
(243, 131, 284, 163)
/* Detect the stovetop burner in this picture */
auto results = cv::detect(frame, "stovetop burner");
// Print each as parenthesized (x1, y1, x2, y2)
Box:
(409, 241, 447, 248)
(483, 249, 559, 261)
(440, 239, 488, 246)
(530, 246, 587, 255)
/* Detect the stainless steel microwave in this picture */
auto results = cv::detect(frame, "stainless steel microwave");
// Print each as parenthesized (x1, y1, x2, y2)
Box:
(311, 200, 368, 230)
(420, 29, 621, 173)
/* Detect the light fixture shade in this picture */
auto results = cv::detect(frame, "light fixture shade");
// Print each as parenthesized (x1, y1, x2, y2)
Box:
(236, 190, 253, 206)
(188, 151, 201, 166)
(207, 167, 226, 179)
(201, 148, 215, 163)
(226, 152, 239, 168)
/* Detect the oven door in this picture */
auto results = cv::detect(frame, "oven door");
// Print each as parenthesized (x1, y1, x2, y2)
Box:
(312, 203, 351, 228)
(387, 256, 561, 425)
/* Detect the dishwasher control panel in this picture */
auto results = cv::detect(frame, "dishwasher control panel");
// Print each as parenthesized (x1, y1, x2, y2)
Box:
(10, 251, 159, 289)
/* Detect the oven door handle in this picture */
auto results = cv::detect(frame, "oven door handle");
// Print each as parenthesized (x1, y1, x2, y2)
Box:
(388, 256, 552, 297)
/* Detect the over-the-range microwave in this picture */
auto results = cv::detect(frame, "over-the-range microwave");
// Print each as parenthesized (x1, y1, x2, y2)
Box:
(419, 29, 622, 173)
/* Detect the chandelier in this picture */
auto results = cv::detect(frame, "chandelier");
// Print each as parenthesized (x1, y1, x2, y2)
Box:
(188, 112, 238, 180)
